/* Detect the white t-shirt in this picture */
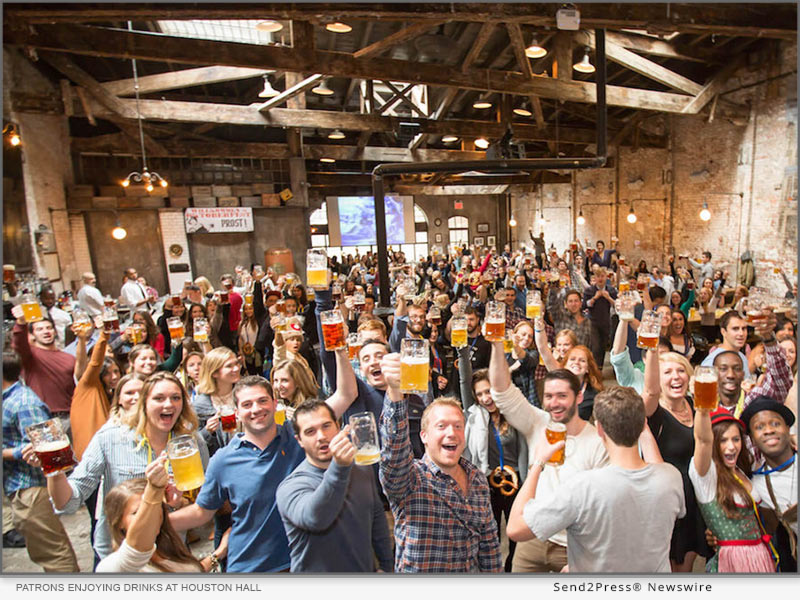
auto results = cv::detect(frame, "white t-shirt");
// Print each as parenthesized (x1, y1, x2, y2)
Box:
(689, 459, 763, 506)
(751, 461, 797, 522)
(491, 383, 608, 546)
(524, 463, 685, 573)
(95, 540, 156, 572)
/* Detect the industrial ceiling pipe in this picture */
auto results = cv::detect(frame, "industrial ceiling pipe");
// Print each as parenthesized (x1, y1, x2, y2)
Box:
(372, 29, 608, 307)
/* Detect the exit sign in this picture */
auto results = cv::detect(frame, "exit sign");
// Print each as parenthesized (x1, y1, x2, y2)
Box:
(454, 201, 463, 210)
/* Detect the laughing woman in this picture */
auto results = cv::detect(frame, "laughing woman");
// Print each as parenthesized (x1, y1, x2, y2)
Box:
(42, 372, 208, 563)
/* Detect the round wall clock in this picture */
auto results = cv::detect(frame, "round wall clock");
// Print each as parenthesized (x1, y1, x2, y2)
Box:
(169, 244, 183, 257)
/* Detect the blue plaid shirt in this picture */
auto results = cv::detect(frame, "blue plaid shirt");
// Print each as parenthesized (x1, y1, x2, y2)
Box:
(2, 381, 50, 494)
(379, 395, 502, 573)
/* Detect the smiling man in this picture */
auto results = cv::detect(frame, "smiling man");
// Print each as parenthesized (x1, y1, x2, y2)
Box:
(169, 375, 304, 572)
(276, 400, 392, 572)
(378, 353, 502, 572)
(487, 340, 608, 572)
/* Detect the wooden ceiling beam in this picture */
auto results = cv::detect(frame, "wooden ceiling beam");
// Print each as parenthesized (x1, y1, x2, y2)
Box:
(353, 20, 445, 59)
(506, 22, 545, 129)
(10, 24, 702, 113)
(257, 74, 323, 112)
(605, 31, 713, 64)
(7, 4, 796, 39)
(680, 55, 748, 115)
(102, 66, 271, 96)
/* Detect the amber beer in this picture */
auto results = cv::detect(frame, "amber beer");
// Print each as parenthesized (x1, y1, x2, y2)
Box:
(26, 419, 76, 477)
(694, 367, 719, 411)
(167, 435, 205, 492)
(3, 264, 15, 283)
(276, 299, 286, 315)
(619, 279, 630, 293)
(400, 339, 429, 395)
(331, 283, 342, 302)
(274, 402, 287, 425)
(219, 405, 237, 434)
(167, 317, 184, 340)
(545, 421, 567, 466)
(637, 332, 658, 350)
(244, 292, 254, 306)
(219, 290, 230, 304)
(321, 310, 346, 351)
(484, 301, 506, 342)
(503, 334, 514, 354)
(306, 249, 329, 290)
(171, 293, 182, 306)
(347, 333, 362, 361)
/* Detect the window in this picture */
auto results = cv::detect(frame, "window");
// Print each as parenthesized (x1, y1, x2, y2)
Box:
(448, 215, 469, 247)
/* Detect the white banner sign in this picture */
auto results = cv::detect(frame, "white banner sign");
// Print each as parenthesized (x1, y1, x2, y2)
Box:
(184, 207, 254, 233)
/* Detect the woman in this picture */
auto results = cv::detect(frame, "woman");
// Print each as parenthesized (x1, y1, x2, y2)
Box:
(643, 350, 711, 571)
(562, 345, 604, 421)
(238, 281, 266, 376)
(670, 291, 684, 311)
(194, 276, 215, 300)
(464, 369, 527, 572)
(271, 357, 319, 418)
(207, 296, 236, 351)
(777, 332, 797, 375)
(507, 321, 540, 407)
(177, 351, 204, 402)
(97, 457, 227, 572)
(132, 310, 166, 359)
(157, 299, 186, 349)
(669, 309, 695, 361)
(108, 373, 145, 425)
(44, 372, 207, 561)
(635, 259, 649, 277)
(127, 343, 183, 378)
(192, 347, 241, 458)
(657, 304, 673, 339)
(552, 329, 578, 364)
(690, 408, 777, 572)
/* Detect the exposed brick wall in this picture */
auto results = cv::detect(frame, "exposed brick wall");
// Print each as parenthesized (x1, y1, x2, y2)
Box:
(158, 211, 193, 294)
(68, 214, 93, 288)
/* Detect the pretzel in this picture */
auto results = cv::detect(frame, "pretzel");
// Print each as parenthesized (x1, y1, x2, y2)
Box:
(489, 465, 519, 497)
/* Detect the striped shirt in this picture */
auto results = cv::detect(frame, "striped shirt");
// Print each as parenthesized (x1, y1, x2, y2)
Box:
(2, 382, 50, 494)
(57, 422, 209, 559)
(379, 396, 502, 573)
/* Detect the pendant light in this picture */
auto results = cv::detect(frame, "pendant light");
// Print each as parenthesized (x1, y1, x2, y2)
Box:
(573, 47, 595, 74)
(312, 78, 335, 96)
(474, 137, 490, 149)
(627, 206, 637, 224)
(258, 75, 280, 98)
(513, 102, 532, 117)
(328, 129, 346, 140)
(577, 209, 586, 225)
(326, 22, 352, 33)
(255, 20, 283, 32)
(441, 135, 459, 143)
(525, 36, 547, 59)
(509, 215, 518, 227)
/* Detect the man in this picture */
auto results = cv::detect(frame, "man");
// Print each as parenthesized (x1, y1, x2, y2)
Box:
(712, 309, 792, 417)
(687, 250, 714, 284)
(169, 376, 305, 572)
(10, 308, 75, 433)
(487, 340, 607, 571)
(625, 285, 667, 367)
(77, 272, 104, 317)
(500, 287, 526, 329)
(512, 274, 529, 313)
(2, 353, 79, 571)
(120, 267, 150, 312)
(378, 353, 502, 572)
(582, 267, 617, 368)
(589, 239, 617, 269)
(220, 273, 243, 332)
(507, 386, 685, 573)
(548, 288, 592, 348)
(649, 265, 675, 297)
(38, 287, 72, 348)
(741, 397, 797, 572)
(388, 300, 427, 353)
(276, 400, 393, 572)
(702, 310, 752, 377)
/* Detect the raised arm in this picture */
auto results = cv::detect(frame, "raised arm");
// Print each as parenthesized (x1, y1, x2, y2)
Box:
(692, 408, 713, 477)
(533, 317, 559, 372)
(488, 339, 512, 393)
(747, 310, 792, 405)
(126, 455, 171, 552)
(377, 353, 416, 501)
(641, 345, 661, 417)
(79, 328, 109, 385)
(325, 348, 359, 418)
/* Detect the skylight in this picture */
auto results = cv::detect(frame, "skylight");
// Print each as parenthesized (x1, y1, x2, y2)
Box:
(157, 20, 284, 45)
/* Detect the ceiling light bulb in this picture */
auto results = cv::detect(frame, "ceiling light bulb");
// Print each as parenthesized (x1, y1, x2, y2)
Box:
(627, 207, 637, 224)
(312, 79, 335, 96)
(509, 216, 518, 227)
(699, 203, 711, 221)
(326, 22, 352, 33)
(441, 135, 459, 143)
(525, 39, 547, 59)
(573, 49, 595, 74)
(121, 179, 130, 188)
(474, 137, 490, 149)
(320, 157, 336, 163)
(328, 129, 345, 140)
(472, 99, 492, 109)
(9, 133, 21, 146)
(146, 183, 154, 192)
(538, 213, 546, 225)
(255, 20, 283, 32)
(577, 210, 586, 226)
(258, 75, 280, 98)
(160, 179, 168, 188)
(513, 106, 532, 117)
(111, 225, 127, 240)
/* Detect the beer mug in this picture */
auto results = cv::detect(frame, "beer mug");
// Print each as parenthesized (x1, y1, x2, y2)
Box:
(72, 309, 93, 335)
(694, 366, 719, 411)
(219, 290, 230, 304)
(274, 402, 287, 426)
(526, 290, 542, 319)
(618, 255, 626, 267)
(450, 315, 468, 349)
(244, 292, 254, 306)
(353, 290, 366, 312)
(347, 332, 362, 361)
(306, 287, 316, 301)
(743, 287, 768, 325)
(26, 419, 77, 477)
(636, 274, 649, 292)
(193, 318, 209, 343)
(126, 323, 144, 344)
(484, 301, 506, 342)
(618, 278, 631, 293)
(320, 309, 346, 351)
(167, 316, 184, 341)
(3, 264, 16, 283)
(636, 310, 661, 350)
(167, 435, 205, 492)
(219, 404, 237, 434)
(400, 338, 430, 395)
(102, 305, 120, 333)
(617, 291, 637, 321)
(545, 421, 567, 466)
(171, 292, 182, 306)
(349, 412, 380, 466)
(306, 249, 329, 290)
(428, 306, 441, 326)
(503, 331, 514, 354)
(103, 295, 115, 308)
(19, 293, 43, 323)
(276, 298, 286, 315)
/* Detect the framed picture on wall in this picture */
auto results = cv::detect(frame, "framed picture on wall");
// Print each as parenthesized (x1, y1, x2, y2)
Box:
(474, 236, 485, 247)
(487, 235, 496, 247)
(476, 222, 489, 233)
(434, 233, 443, 243)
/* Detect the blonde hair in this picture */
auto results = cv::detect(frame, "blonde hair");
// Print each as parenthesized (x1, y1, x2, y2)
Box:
(420, 397, 465, 432)
(194, 276, 214, 297)
(122, 372, 198, 438)
(658, 352, 694, 378)
(195, 347, 237, 395)
(271, 358, 319, 407)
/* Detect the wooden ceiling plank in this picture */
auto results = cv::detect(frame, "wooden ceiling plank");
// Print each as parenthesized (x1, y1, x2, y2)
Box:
(102, 66, 271, 96)
(353, 20, 445, 59)
(461, 22, 495, 72)
(605, 31, 711, 63)
(383, 80, 428, 118)
(681, 55, 747, 115)
(257, 74, 322, 112)
(73, 86, 96, 126)
(506, 22, 545, 129)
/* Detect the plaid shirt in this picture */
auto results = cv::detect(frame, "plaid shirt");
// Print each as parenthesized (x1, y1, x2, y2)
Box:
(2, 382, 50, 494)
(746, 341, 794, 408)
(379, 396, 502, 573)
(547, 287, 593, 348)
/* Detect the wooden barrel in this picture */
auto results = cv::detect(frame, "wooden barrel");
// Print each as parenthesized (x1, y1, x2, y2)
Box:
(264, 247, 295, 276)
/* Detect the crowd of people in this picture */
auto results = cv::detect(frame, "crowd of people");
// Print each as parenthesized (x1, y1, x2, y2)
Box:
(2, 235, 797, 574)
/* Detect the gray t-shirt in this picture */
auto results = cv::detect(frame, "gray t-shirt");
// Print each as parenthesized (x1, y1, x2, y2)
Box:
(524, 463, 685, 573)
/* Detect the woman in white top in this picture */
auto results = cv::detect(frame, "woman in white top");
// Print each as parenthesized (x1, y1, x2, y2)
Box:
(97, 454, 226, 572)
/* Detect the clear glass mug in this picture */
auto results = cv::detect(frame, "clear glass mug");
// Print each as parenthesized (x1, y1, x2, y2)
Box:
(25, 419, 77, 477)
(167, 434, 205, 492)
(19, 293, 43, 323)
(744, 287, 769, 325)
(167, 316, 184, 341)
(526, 290, 542, 319)
(193, 318, 209, 343)
(484, 301, 506, 342)
(72, 309, 93, 335)
(450, 315, 468, 349)
(102, 306, 120, 333)
(320, 309, 346, 351)
(636, 310, 661, 350)
(693, 366, 719, 411)
(306, 249, 329, 290)
(545, 421, 567, 466)
(349, 411, 380, 466)
(428, 306, 441, 325)
(617, 291, 638, 321)
(400, 338, 429, 395)
(347, 332, 362, 361)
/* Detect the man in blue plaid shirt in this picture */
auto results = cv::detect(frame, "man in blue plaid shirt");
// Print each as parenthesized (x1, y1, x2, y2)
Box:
(378, 353, 502, 572)
(2, 352, 78, 571)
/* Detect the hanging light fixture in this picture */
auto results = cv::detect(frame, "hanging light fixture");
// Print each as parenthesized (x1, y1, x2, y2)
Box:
(513, 102, 532, 117)
(538, 211, 546, 226)
(573, 47, 595, 74)
(258, 75, 280, 98)
(577, 209, 586, 225)
(627, 206, 637, 224)
(328, 129, 346, 140)
(474, 137, 490, 149)
(472, 97, 493, 109)
(120, 22, 167, 192)
(441, 134, 459, 143)
(326, 22, 352, 33)
(320, 157, 336, 163)
(312, 78, 335, 96)
(525, 36, 547, 59)
(4, 123, 21, 146)
(255, 19, 283, 32)
(509, 215, 518, 227)
(699, 202, 712, 221)
(111, 218, 127, 240)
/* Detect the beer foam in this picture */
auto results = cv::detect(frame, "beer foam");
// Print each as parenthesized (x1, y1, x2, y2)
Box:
(37, 440, 70, 452)
(401, 356, 429, 365)
(695, 373, 718, 383)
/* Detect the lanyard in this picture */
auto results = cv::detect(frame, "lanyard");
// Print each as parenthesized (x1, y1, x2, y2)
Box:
(489, 419, 504, 470)
(732, 470, 780, 570)
(431, 344, 443, 374)
(138, 430, 173, 464)
(753, 454, 796, 476)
